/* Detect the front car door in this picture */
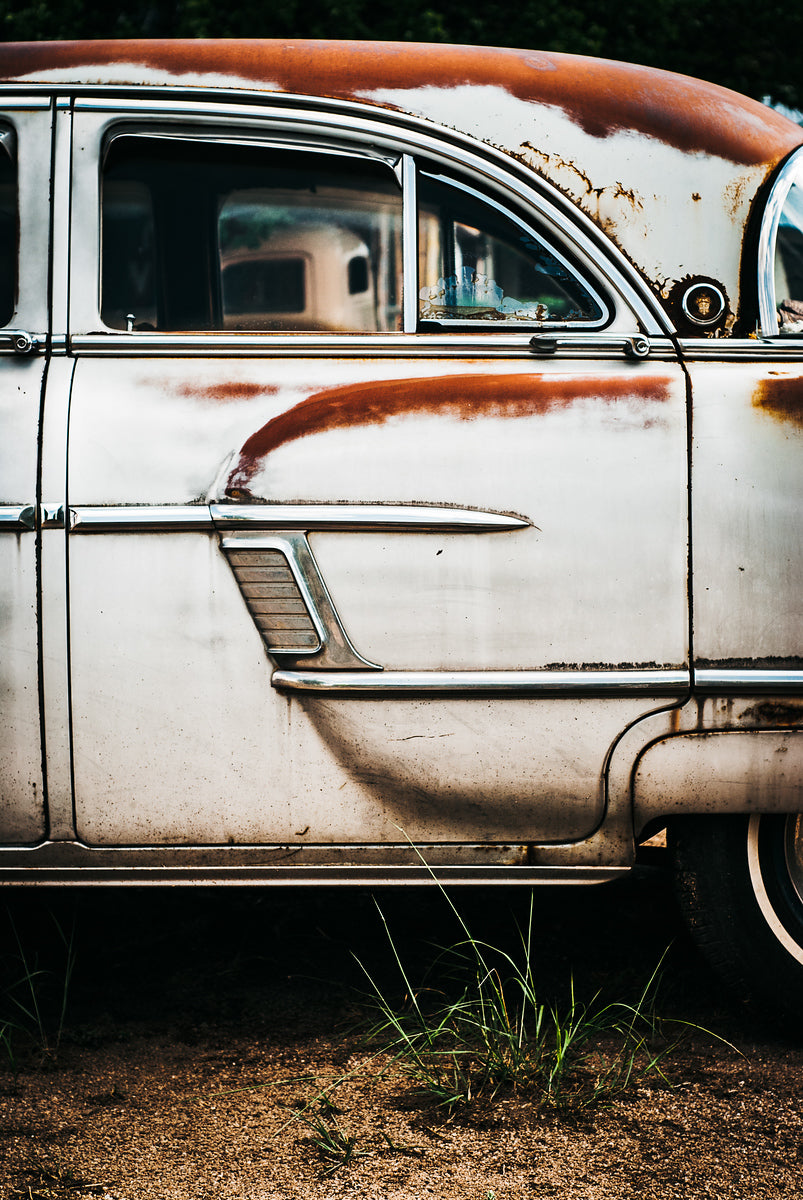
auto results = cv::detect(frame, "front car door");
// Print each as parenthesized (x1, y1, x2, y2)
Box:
(63, 94, 689, 872)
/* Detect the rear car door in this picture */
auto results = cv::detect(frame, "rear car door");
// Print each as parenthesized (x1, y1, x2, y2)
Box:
(64, 96, 689, 858)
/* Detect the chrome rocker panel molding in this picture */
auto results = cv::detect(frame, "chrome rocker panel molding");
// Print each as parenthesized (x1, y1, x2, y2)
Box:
(271, 668, 691, 695)
(0, 840, 628, 886)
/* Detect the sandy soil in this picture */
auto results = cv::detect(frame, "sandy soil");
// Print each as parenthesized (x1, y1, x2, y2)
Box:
(2, 867, 801, 1199)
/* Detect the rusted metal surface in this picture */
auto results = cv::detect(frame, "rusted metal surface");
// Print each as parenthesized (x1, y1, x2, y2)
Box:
(691, 363, 803, 665)
(663, 275, 733, 337)
(1, 41, 800, 168)
(753, 374, 803, 427)
(225, 372, 673, 496)
(633, 731, 803, 824)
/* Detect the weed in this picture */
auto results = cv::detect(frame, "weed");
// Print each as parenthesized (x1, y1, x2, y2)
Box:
(300, 1107, 371, 1175)
(1, 911, 76, 1073)
(358, 887, 703, 1112)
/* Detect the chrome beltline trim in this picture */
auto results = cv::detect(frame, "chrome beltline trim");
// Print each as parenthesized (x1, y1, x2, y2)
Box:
(0, 95, 51, 110)
(271, 668, 691, 695)
(69, 504, 530, 533)
(679, 336, 803, 359)
(694, 669, 803, 694)
(69, 333, 678, 359)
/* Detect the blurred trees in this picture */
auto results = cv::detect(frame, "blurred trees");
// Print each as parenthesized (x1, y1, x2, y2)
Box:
(1, 0, 800, 109)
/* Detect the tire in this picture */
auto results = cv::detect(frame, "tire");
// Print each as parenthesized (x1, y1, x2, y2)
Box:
(670, 814, 803, 1025)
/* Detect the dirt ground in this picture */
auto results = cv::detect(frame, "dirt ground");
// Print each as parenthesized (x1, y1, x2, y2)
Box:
(1, 864, 802, 1199)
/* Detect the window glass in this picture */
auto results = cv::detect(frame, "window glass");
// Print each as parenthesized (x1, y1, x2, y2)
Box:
(775, 179, 803, 334)
(101, 138, 403, 333)
(418, 173, 605, 326)
(0, 129, 17, 327)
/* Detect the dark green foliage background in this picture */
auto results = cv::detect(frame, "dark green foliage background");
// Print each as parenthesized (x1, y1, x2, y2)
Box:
(0, 0, 800, 110)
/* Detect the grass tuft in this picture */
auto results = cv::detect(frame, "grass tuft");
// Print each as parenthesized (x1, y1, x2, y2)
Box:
(358, 889, 701, 1112)
(1, 911, 76, 1075)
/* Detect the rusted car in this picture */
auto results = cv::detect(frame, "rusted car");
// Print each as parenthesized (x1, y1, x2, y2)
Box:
(0, 40, 801, 1019)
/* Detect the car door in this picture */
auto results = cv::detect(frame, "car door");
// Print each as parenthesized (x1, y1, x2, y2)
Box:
(0, 98, 52, 845)
(64, 96, 689, 854)
(687, 148, 803, 695)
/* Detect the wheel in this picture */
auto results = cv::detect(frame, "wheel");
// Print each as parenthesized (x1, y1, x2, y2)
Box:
(670, 814, 803, 1025)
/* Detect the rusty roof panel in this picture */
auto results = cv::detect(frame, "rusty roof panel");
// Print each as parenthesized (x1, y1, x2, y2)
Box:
(0, 40, 801, 168)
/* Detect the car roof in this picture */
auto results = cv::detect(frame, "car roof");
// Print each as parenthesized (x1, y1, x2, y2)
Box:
(2, 39, 802, 332)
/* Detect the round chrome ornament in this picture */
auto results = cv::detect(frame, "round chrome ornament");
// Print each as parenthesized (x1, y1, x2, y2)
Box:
(681, 281, 726, 326)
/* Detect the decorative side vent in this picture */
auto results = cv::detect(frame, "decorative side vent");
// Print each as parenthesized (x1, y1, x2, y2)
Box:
(224, 547, 321, 655)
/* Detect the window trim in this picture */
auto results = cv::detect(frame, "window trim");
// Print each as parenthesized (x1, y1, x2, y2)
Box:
(98, 130, 611, 337)
(71, 98, 670, 345)
(416, 169, 611, 332)
(758, 146, 803, 338)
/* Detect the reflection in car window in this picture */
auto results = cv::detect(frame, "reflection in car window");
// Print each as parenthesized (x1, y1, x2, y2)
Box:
(101, 139, 403, 333)
(0, 129, 17, 327)
(418, 173, 606, 326)
(775, 179, 803, 333)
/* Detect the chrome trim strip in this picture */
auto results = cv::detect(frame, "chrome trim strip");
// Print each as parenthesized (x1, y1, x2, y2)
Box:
(0, 862, 628, 886)
(68, 503, 529, 533)
(71, 91, 670, 336)
(695, 669, 803, 695)
(211, 503, 530, 532)
(271, 668, 690, 695)
(0, 329, 45, 354)
(758, 149, 803, 336)
(0, 505, 35, 530)
(70, 332, 679, 359)
(0, 96, 51, 110)
(70, 505, 214, 532)
(402, 153, 418, 334)
(679, 336, 803, 359)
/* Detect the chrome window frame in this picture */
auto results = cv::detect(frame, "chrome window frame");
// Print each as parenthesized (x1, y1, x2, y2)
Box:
(758, 145, 803, 338)
(0, 98, 52, 337)
(69, 94, 670, 348)
(416, 169, 611, 331)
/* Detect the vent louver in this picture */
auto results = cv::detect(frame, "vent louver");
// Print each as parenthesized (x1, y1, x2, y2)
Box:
(225, 548, 321, 654)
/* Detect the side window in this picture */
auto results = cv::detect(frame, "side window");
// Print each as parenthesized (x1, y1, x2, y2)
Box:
(0, 127, 17, 327)
(418, 172, 607, 327)
(775, 178, 803, 334)
(101, 138, 404, 333)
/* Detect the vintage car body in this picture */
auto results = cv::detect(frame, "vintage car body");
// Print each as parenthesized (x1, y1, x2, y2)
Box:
(0, 41, 801, 1012)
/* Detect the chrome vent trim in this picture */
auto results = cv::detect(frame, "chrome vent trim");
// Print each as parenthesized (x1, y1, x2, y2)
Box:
(220, 530, 381, 670)
(224, 546, 322, 655)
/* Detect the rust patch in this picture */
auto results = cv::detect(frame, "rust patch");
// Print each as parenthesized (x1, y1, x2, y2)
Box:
(741, 701, 803, 727)
(174, 381, 279, 404)
(225, 372, 671, 493)
(1, 41, 801, 167)
(753, 376, 803, 427)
